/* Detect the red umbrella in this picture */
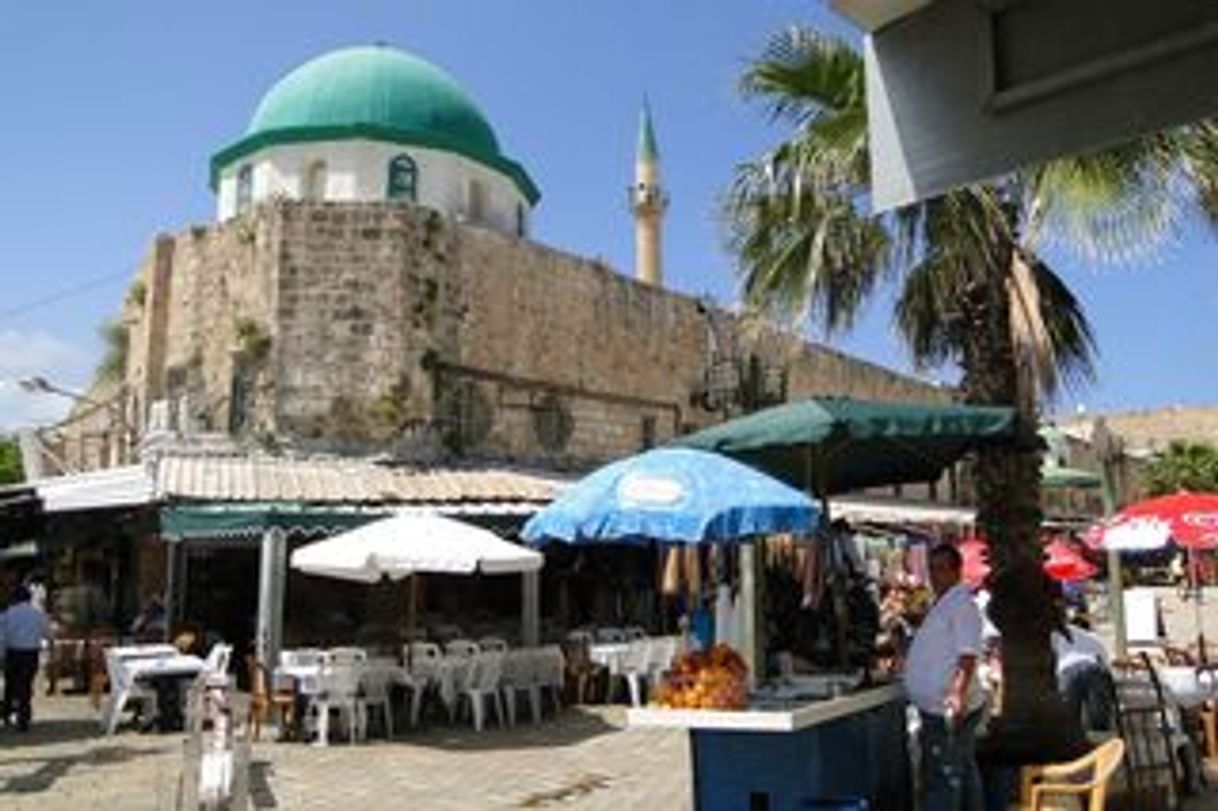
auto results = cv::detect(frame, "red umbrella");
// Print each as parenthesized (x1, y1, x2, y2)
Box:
(955, 536, 1096, 586)
(1043, 538, 1098, 582)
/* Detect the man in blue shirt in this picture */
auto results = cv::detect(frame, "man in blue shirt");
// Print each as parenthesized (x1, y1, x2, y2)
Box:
(2, 585, 51, 731)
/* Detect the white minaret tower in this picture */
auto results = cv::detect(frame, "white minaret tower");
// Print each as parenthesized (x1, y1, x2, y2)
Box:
(631, 101, 667, 287)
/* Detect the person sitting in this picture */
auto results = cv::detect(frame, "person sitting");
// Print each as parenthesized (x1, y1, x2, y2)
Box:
(130, 595, 168, 641)
(1051, 616, 1114, 732)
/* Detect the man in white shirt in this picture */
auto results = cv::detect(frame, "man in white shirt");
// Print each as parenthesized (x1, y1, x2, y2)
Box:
(905, 544, 985, 810)
(2, 585, 51, 731)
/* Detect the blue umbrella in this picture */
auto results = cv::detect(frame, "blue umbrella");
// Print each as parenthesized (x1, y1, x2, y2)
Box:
(522, 448, 820, 545)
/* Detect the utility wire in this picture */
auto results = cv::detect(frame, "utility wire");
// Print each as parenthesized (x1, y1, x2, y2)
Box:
(0, 270, 131, 321)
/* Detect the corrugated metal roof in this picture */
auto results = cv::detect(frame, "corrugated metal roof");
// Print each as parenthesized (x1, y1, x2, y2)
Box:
(153, 453, 565, 506)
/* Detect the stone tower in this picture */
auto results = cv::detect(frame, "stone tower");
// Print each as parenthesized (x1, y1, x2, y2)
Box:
(631, 101, 667, 287)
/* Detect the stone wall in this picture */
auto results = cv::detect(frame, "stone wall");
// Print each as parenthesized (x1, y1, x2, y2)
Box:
(62, 200, 951, 473)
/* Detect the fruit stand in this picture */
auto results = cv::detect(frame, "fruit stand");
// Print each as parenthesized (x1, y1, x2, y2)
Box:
(629, 677, 909, 811)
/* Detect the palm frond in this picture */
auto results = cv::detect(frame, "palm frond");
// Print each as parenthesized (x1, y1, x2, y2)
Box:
(1023, 253, 1099, 395)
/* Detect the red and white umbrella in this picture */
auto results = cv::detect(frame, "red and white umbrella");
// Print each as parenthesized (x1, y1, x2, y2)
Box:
(1087, 492, 1218, 651)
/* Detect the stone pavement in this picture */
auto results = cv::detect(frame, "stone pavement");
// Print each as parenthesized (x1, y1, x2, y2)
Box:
(0, 696, 690, 810)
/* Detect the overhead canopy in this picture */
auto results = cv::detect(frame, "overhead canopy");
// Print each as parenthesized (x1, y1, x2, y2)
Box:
(160, 503, 389, 542)
(0, 486, 42, 546)
(291, 513, 543, 583)
(522, 448, 819, 546)
(674, 397, 1015, 496)
(34, 465, 153, 513)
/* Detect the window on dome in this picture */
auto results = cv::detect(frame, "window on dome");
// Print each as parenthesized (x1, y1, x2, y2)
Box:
(236, 165, 254, 215)
(304, 160, 327, 201)
(515, 203, 527, 238)
(387, 154, 418, 202)
(467, 179, 486, 223)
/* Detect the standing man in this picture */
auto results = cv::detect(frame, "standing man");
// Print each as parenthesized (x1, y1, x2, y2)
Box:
(905, 544, 986, 810)
(2, 585, 51, 731)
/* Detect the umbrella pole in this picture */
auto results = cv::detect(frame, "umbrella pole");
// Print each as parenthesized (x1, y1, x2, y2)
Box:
(1192, 547, 1205, 660)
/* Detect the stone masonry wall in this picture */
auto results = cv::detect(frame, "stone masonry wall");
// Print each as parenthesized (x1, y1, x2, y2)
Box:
(65, 200, 950, 474)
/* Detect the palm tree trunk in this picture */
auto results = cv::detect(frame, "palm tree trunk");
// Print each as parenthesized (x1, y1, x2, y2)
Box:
(959, 248, 1088, 764)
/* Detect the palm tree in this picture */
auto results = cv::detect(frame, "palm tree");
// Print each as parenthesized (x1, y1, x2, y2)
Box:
(1145, 441, 1218, 496)
(730, 26, 1218, 759)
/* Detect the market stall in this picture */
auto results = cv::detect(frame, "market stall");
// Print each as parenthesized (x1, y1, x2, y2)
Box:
(523, 446, 909, 809)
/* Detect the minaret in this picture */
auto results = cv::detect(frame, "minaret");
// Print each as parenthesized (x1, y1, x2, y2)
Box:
(631, 101, 667, 287)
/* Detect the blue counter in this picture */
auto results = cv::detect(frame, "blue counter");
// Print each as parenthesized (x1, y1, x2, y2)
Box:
(628, 685, 911, 811)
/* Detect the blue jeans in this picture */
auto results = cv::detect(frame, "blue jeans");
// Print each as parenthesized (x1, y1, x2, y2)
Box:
(919, 709, 984, 811)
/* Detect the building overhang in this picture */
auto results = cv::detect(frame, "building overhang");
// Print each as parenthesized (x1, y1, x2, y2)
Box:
(829, 0, 935, 32)
(848, 0, 1218, 209)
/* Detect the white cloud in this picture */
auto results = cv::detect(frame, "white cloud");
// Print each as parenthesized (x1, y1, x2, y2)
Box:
(0, 329, 82, 375)
(0, 329, 89, 431)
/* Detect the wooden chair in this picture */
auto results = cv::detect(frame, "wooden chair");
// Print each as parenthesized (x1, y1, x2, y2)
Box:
(246, 656, 296, 742)
(1020, 738, 1126, 810)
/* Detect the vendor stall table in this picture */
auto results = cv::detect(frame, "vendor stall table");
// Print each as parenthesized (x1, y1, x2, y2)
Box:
(629, 684, 909, 810)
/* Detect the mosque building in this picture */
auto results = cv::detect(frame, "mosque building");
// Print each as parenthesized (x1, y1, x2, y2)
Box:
(49, 43, 945, 476)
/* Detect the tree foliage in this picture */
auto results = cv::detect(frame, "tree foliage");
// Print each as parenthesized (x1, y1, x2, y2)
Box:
(1145, 441, 1218, 496)
(0, 436, 23, 485)
(96, 318, 129, 383)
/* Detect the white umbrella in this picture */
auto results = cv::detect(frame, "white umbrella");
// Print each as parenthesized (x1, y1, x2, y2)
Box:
(290, 513, 543, 582)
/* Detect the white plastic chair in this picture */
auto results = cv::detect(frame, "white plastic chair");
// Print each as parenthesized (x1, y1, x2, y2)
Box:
(566, 630, 594, 646)
(459, 652, 505, 731)
(623, 626, 647, 641)
(619, 640, 652, 707)
(406, 642, 442, 666)
(202, 643, 233, 686)
(500, 649, 539, 726)
(359, 664, 396, 739)
(323, 647, 367, 666)
(478, 636, 509, 653)
(99, 647, 157, 735)
(310, 663, 366, 746)
(596, 627, 626, 643)
(445, 639, 481, 659)
(533, 646, 566, 716)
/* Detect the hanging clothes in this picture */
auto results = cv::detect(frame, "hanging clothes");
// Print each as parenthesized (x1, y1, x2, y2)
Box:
(662, 546, 682, 597)
(684, 545, 702, 604)
(714, 584, 733, 647)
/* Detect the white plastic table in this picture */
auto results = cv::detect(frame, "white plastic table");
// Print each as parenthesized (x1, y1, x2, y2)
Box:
(1158, 665, 1218, 709)
(588, 643, 631, 675)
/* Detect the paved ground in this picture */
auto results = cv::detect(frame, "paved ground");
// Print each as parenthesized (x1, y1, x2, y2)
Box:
(8, 693, 1218, 809)
(0, 696, 689, 810)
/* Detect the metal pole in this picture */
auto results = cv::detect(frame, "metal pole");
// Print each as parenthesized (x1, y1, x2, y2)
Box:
(256, 528, 287, 667)
(1099, 447, 1127, 658)
(521, 569, 540, 647)
(739, 543, 766, 689)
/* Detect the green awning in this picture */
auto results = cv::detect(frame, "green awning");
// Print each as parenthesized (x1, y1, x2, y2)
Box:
(1041, 465, 1102, 490)
(160, 503, 390, 542)
(674, 397, 1016, 496)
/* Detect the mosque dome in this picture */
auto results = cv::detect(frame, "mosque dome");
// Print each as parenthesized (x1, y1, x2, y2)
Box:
(210, 45, 538, 204)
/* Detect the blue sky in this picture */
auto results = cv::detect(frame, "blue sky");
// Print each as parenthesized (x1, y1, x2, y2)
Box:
(0, 1, 1214, 429)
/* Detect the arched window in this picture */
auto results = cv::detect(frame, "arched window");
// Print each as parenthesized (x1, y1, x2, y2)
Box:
(466, 179, 486, 223)
(515, 202, 527, 238)
(236, 164, 254, 215)
(304, 160, 327, 201)
(386, 154, 418, 202)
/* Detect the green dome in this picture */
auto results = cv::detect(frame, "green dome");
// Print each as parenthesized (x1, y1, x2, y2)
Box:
(211, 45, 539, 203)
